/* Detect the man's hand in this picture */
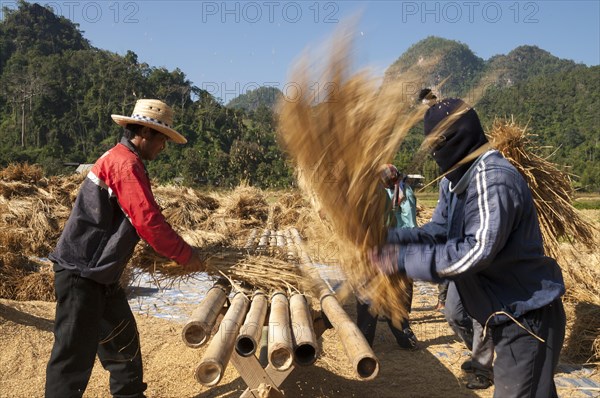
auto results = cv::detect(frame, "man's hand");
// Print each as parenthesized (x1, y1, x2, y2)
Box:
(182, 249, 206, 273)
(368, 245, 404, 275)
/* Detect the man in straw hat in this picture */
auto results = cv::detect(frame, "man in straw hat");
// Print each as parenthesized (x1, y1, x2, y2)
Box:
(45, 99, 204, 398)
(370, 98, 566, 397)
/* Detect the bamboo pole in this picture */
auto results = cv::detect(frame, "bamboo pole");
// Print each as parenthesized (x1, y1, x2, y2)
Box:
(289, 293, 318, 366)
(289, 227, 379, 380)
(195, 292, 250, 386)
(257, 228, 270, 253)
(284, 229, 297, 262)
(269, 229, 278, 247)
(181, 280, 230, 348)
(268, 292, 294, 371)
(244, 228, 258, 252)
(236, 290, 269, 357)
(269, 229, 277, 255)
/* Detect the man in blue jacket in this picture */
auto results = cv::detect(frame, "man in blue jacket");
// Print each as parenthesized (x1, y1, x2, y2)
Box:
(370, 98, 566, 397)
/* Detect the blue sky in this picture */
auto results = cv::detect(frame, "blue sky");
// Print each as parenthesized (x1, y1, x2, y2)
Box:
(3, 1, 599, 102)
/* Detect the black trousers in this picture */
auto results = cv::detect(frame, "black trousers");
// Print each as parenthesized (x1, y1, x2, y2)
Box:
(45, 268, 147, 398)
(490, 299, 566, 398)
(356, 283, 413, 347)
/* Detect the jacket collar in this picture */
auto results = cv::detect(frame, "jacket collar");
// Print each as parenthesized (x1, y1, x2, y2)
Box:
(120, 136, 142, 159)
(449, 150, 496, 194)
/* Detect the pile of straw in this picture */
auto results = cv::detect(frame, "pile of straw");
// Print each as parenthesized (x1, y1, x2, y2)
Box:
(219, 183, 269, 223)
(558, 244, 600, 364)
(0, 231, 50, 300)
(0, 163, 44, 183)
(488, 118, 598, 259)
(270, 191, 317, 230)
(277, 29, 429, 326)
(0, 161, 312, 299)
(153, 185, 219, 229)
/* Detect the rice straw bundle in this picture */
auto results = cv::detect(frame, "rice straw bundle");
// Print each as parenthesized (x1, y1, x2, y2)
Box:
(129, 229, 230, 274)
(0, 198, 65, 256)
(14, 263, 55, 301)
(0, 250, 40, 300)
(556, 243, 600, 364)
(153, 185, 220, 229)
(563, 300, 600, 365)
(211, 255, 304, 294)
(277, 28, 430, 326)
(270, 191, 316, 230)
(0, 181, 37, 198)
(219, 183, 269, 223)
(131, 241, 302, 294)
(47, 173, 86, 207)
(0, 163, 44, 183)
(487, 117, 598, 259)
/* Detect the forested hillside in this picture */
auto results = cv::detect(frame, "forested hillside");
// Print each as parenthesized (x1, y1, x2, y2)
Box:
(386, 36, 599, 190)
(0, 1, 291, 187)
(1, 2, 598, 190)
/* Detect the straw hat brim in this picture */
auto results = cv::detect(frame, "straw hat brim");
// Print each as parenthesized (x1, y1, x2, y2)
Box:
(111, 115, 187, 144)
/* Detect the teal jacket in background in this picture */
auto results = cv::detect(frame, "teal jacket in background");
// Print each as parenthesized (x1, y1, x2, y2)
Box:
(385, 184, 417, 229)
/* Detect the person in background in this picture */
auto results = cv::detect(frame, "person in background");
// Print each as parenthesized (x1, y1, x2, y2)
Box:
(356, 164, 418, 350)
(45, 99, 205, 398)
(436, 280, 449, 311)
(371, 98, 566, 397)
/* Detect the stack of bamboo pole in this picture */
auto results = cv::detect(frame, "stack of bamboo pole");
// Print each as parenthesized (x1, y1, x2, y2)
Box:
(182, 226, 380, 391)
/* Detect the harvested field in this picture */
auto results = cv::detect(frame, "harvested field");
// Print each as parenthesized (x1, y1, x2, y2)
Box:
(0, 161, 599, 397)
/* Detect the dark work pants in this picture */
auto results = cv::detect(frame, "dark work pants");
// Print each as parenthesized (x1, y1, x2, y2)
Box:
(445, 282, 493, 379)
(491, 299, 565, 398)
(45, 268, 147, 398)
(356, 283, 412, 347)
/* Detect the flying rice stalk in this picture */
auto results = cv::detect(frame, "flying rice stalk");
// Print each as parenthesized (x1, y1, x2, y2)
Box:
(277, 25, 430, 326)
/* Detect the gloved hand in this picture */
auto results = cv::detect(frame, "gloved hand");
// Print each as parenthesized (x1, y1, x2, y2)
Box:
(368, 244, 405, 275)
(182, 249, 206, 273)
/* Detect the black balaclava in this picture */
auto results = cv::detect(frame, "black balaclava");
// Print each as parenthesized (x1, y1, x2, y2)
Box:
(423, 98, 488, 185)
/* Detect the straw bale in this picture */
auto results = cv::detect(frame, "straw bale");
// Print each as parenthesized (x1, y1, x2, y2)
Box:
(0, 251, 40, 300)
(0, 163, 44, 183)
(0, 181, 37, 198)
(153, 185, 220, 227)
(47, 173, 86, 206)
(219, 183, 268, 223)
(0, 198, 64, 256)
(270, 191, 316, 230)
(14, 265, 55, 301)
(563, 300, 600, 364)
(276, 28, 430, 327)
(488, 118, 598, 259)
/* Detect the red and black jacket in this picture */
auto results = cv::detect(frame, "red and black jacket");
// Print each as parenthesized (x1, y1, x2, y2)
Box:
(50, 138, 192, 285)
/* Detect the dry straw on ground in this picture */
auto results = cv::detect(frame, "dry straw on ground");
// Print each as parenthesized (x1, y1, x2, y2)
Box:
(558, 244, 600, 364)
(277, 27, 430, 327)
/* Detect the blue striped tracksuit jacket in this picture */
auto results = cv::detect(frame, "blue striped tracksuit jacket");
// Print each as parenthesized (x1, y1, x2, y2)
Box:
(386, 150, 565, 327)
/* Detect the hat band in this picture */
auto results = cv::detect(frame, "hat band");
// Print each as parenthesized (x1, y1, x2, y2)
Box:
(130, 114, 172, 129)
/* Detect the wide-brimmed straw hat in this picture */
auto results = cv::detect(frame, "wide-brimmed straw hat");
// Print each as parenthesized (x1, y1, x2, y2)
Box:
(111, 99, 187, 144)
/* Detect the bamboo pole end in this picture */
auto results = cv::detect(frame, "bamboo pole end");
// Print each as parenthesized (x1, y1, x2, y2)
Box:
(269, 346, 294, 371)
(181, 322, 209, 348)
(195, 359, 224, 386)
(356, 356, 379, 381)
